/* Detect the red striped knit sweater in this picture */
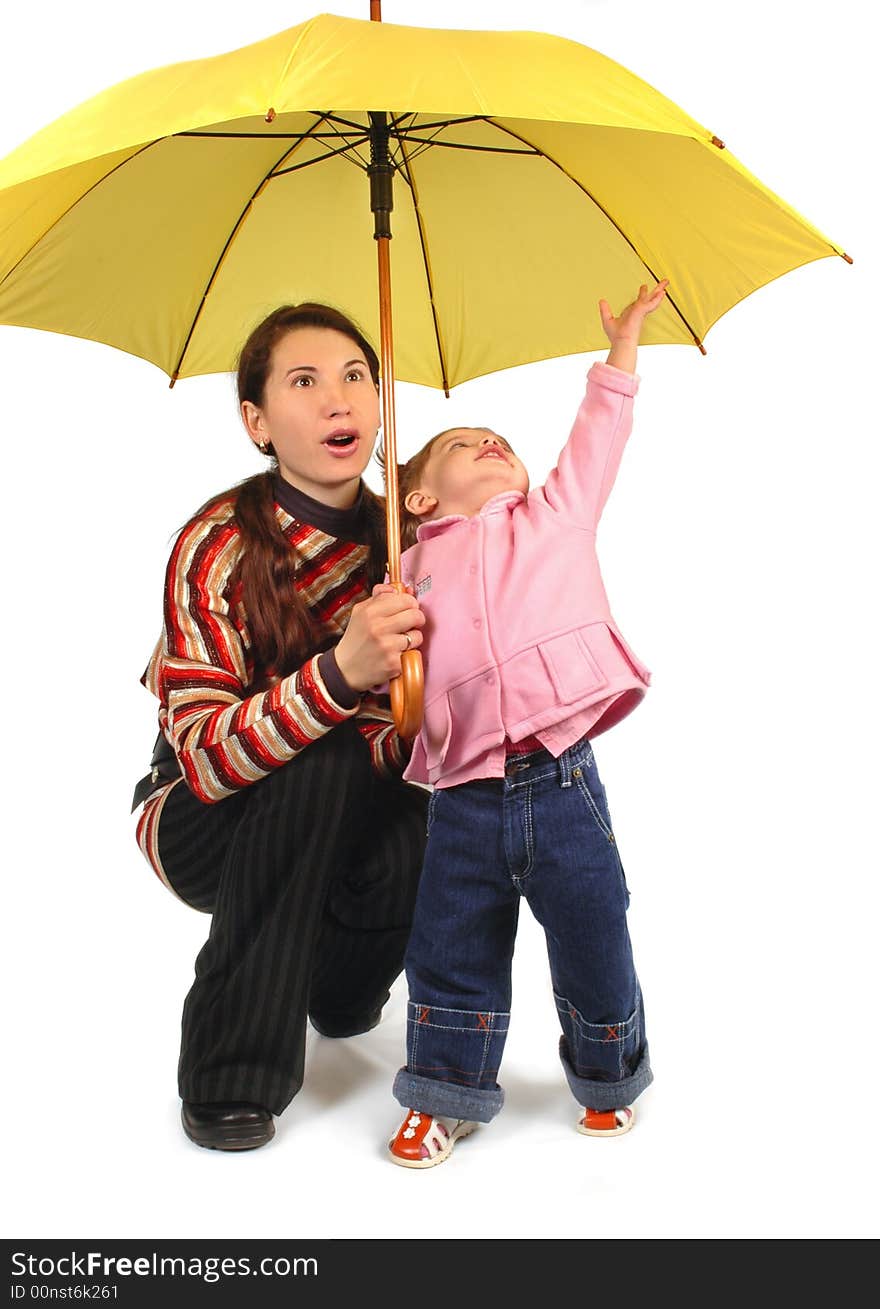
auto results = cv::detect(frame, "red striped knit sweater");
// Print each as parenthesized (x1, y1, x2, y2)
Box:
(140, 487, 407, 808)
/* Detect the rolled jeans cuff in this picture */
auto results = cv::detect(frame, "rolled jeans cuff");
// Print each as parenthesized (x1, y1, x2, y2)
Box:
(558, 1037, 654, 1111)
(393, 1067, 504, 1124)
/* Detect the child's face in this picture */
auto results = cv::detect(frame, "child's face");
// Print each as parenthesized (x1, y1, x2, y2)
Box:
(405, 427, 530, 523)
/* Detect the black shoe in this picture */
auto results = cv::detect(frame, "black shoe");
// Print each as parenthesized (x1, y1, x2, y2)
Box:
(308, 1008, 382, 1039)
(181, 1100, 275, 1151)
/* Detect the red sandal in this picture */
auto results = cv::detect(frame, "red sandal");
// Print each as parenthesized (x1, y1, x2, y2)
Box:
(577, 1106, 634, 1137)
(388, 1110, 477, 1169)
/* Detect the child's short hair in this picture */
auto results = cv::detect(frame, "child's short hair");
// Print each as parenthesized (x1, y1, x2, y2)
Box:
(378, 429, 457, 551)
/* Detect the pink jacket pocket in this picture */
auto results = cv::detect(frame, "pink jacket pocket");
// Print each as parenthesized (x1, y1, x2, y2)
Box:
(422, 692, 453, 771)
(500, 630, 606, 725)
(557, 620, 652, 688)
(605, 622, 652, 684)
(542, 629, 608, 704)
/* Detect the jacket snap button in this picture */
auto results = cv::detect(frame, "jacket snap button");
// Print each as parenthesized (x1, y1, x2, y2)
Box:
(473, 618, 481, 628)
(572, 767, 582, 778)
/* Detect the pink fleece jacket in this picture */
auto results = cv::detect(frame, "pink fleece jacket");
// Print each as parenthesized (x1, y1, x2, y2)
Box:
(400, 361, 652, 789)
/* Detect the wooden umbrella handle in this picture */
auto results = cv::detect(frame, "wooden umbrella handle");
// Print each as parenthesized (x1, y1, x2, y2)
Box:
(390, 645, 425, 741)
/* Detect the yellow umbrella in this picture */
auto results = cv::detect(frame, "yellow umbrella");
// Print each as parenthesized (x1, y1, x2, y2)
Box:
(0, 4, 850, 731)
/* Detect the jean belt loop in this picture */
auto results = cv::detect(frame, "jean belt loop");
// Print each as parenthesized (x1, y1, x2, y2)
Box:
(558, 744, 573, 789)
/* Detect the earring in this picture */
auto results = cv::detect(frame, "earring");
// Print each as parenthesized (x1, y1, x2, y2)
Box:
(258, 440, 269, 454)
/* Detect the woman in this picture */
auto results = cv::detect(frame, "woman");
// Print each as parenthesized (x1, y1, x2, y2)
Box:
(132, 303, 427, 1150)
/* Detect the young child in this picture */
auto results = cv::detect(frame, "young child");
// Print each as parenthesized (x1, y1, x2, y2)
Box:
(386, 281, 668, 1168)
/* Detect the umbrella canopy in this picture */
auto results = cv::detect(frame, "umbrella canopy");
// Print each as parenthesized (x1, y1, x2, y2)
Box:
(0, 11, 848, 391)
(0, 8, 851, 736)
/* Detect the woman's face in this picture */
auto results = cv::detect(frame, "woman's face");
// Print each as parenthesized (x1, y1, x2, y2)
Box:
(242, 326, 380, 507)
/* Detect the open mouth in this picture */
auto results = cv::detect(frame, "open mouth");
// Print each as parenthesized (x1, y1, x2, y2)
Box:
(323, 430, 359, 450)
(478, 449, 508, 463)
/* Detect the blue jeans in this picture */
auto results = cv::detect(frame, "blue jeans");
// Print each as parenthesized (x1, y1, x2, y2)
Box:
(392, 735, 652, 1122)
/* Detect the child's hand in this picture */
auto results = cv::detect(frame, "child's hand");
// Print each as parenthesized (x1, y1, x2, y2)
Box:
(599, 280, 669, 346)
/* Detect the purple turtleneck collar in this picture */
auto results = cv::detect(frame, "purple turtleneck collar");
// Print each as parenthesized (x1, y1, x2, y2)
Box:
(272, 472, 369, 543)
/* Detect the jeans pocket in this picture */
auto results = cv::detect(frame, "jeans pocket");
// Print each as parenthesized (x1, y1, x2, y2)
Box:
(614, 849, 631, 908)
(572, 768, 630, 905)
(573, 768, 615, 843)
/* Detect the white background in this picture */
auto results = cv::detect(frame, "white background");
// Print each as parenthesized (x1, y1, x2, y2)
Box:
(1, 0, 875, 1242)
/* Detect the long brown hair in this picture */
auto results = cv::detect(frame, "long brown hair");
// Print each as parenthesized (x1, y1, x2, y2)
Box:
(194, 304, 386, 677)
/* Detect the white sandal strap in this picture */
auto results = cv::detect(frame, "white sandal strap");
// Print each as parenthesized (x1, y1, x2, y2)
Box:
(422, 1117, 450, 1158)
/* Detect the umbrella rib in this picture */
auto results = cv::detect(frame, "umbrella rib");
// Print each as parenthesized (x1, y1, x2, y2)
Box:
(322, 112, 381, 135)
(402, 115, 487, 133)
(393, 117, 469, 168)
(391, 115, 539, 164)
(314, 115, 374, 171)
(395, 137, 538, 156)
(179, 129, 366, 140)
(391, 126, 450, 398)
(271, 135, 371, 178)
(485, 118, 707, 353)
(169, 113, 334, 383)
(321, 111, 412, 135)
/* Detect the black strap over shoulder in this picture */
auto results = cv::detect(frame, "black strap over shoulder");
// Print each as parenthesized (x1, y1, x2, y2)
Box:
(131, 729, 183, 813)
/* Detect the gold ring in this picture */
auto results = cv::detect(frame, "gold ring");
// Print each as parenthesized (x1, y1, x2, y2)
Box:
(403, 632, 412, 650)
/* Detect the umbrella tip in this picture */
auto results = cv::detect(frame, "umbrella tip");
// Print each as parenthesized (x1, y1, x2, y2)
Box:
(169, 373, 178, 389)
(693, 336, 707, 356)
(265, 108, 276, 123)
(842, 252, 854, 264)
(710, 135, 725, 150)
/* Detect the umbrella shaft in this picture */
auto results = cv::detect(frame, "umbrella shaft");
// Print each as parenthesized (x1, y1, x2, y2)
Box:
(369, 108, 400, 577)
(368, 112, 394, 240)
(366, 57, 421, 733)
(377, 236, 401, 580)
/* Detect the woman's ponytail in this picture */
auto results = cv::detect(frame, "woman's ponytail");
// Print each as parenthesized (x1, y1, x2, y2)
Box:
(233, 471, 315, 676)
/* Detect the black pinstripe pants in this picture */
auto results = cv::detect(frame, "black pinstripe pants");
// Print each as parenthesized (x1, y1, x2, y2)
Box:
(156, 723, 428, 1114)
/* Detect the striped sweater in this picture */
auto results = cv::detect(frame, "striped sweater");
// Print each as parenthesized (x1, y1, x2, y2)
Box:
(139, 484, 408, 809)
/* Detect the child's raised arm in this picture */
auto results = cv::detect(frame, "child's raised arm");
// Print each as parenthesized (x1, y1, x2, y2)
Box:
(539, 281, 668, 526)
(599, 280, 669, 374)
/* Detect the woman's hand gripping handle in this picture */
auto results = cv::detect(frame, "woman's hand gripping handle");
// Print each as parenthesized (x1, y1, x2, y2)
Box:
(334, 582, 425, 739)
(387, 581, 424, 740)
